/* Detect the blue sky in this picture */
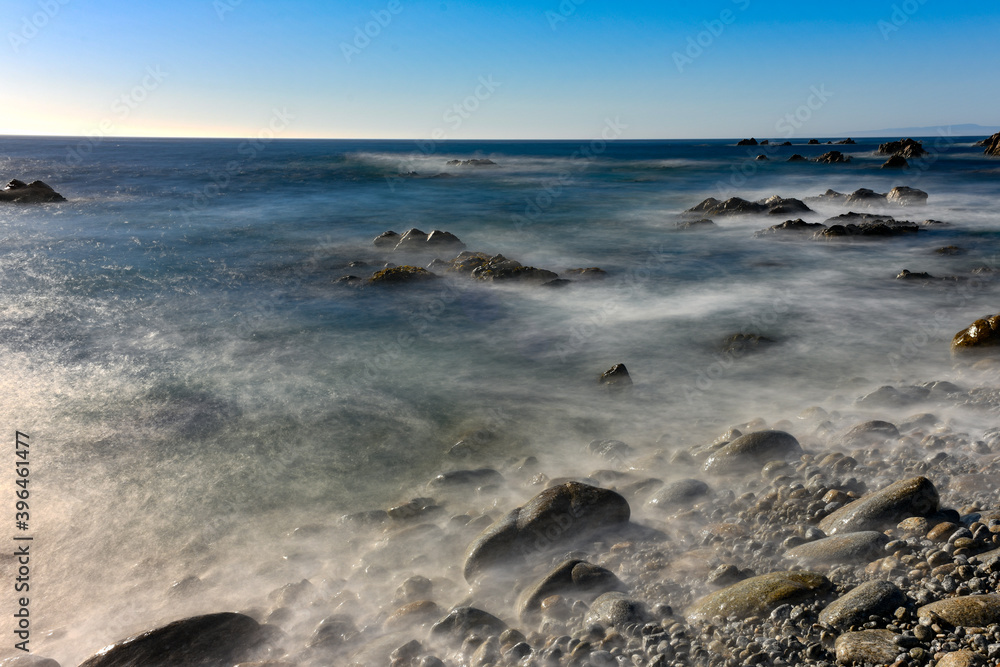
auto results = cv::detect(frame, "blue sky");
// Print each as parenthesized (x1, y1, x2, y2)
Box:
(3, 0, 998, 139)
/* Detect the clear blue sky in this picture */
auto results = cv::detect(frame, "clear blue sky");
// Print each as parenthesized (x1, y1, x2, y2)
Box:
(3, 0, 998, 139)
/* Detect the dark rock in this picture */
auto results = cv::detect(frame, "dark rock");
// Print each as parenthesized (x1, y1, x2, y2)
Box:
(980, 132, 1000, 157)
(368, 265, 439, 285)
(785, 531, 889, 566)
(808, 139, 820, 145)
(881, 155, 909, 169)
(896, 269, 935, 280)
(818, 580, 907, 630)
(936, 245, 963, 255)
(463, 482, 630, 581)
(834, 629, 899, 666)
(737, 138, 759, 146)
(675, 218, 716, 230)
(0, 179, 66, 203)
(684, 195, 811, 217)
(389, 228, 466, 253)
(787, 154, 808, 162)
(647, 478, 710, 510)
(814, 220, 919, 238)
(425, 230, 466, 250)
(687, 571, 832, 622)
(917, 594, 1000, 627)
(760, 195, 812, 215)
(818, 476, 939, 535)
(755, 154, 769, 161)
(886, 186, 928, 206)
(754, 219, 826, 238)
(952, 313, 1000, 353)
(599, 363, 632, 390)
(471, 254, 558, 283)
(759, 140, 770, 145)
(585, 592, 651, 629)
(721, 333, 775, 354)
(780, 141, 792, 146)
(430, 607, 506, 642)
(518, 559, 625, 621)
(703, 430, 802, 474)
(428, 469, 504, 489)
(878, 138, 928, 158)
(845, 188, 886, 205)
(542, 278, 572, 288)
(815, 151, 850, 164)
(77, 613, 275, 667)
(823, 212, 895, 225)
(835, 138, 856, 145)
(307, 614, 358, 651)
(564, 267, 608, 280)
(588, 439, 633, 461)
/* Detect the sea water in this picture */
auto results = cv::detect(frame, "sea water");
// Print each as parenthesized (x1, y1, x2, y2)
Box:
(1, 135, 999, 663)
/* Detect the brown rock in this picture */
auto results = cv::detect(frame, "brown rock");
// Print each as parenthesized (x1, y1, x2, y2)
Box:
(952, 314, 1000, 353)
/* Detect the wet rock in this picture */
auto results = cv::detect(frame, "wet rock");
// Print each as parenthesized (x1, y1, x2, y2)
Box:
(815, 150, 850, 164)
(0, 179, 66, 203)
(470, 254, 558, 283)
(428, 468, 504, 489)
(836, 138, 857, 145)
(675, 218, 716, 230)
(588, 439, 633, 461)
(952, 313, 1000, 353)
(430, 607, 506, 642)
(687, 571, 832, 623)
(823, 211, 896, 226)
(702, 430, 802, 474)
(585, 592, 651, 629)
(737, 138, 759, 146)
(754, 218, 826, 238)
(881, 155, 909, 169)
(564, 267, 608, 280)
(463, 482, 630, 581)
(980, 132, 1000, 157)
(936, 245, 963, 255)
(373, 230, 401, 248)
(815, 220, 919, 238)
(785, 531, 889, 566)
(307, 614, 358, 651)
(916, 594, 1000, 627)
(818, 580, 907, 630)
(759, 195, 812, 215)
(808, 139, 820, 144)
(787, 154, 807, 162)
(818, 476, 939, 535)
(599, 363, 632, 390)
(384, 601, 442, 630)
(368, 265, 439, 285)
(896, 269, 935, 280)
(77, 613, 276, 667)
(647, 478, 710, 510)
(686, 196, 767, 216)
(834, 629, 899, 665)
(878, 138, 928, 158)
(721, 333, 775, 354)
(886, 185, 928, 206)
(518, 559, 625, 621)
(755, 154, 769, 160)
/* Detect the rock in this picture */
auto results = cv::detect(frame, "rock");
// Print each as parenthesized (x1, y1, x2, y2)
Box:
(787, 154, 808, 162)
(564, 267, 608, 280)
(755, 154, 769, 161)
(818, 580, 907, 630)
(785, 531, 889, 566)
(818, 476, 939, 535)
(687, 571, 832, 623)
(588, 439, 633, 461)
(425, 230, 466, 250)
(952, 314, 1000, 353)
(835, 138, 857, 145)
(463, 482, 630, 581)
(446, 158, 497, 166)
(936, 245, 963, 255)
(886, 186, 928, 206)
(390, 228, 466, 253)
(703, 430, 802, 474)
(759, 140, 770, 145)
(780, 141, 792, 146)
(834, 629, 899, 665)
(647, 478, 710, 510)
(808, 139, 820, 145)
(737, 138, 759, 146)
(878, 138, 928, 158)
(307, 614, 358, 651)
(845, 188, 886, 206)
(823, 212, 895, 225)
(430, 607, 506, 642)
(518, 559, 625, 621)
(471, 254, 558, 283)
(815, 219, 919, 238)
(686, 197, 767, 216)
(881, 155, 909, 169)
(754, 218, 826, 238)
(585, 592, 651, 629)
(916, 594, 1000, 627)
(384, 601, 442, 630)
(599, 363, 632, 389)
(722, 333, 775, 354)
(373, 230, 401, 248)
(815, 151, 850, 164)
(77, 613, 276, 667)
(0, 657, 61, 667)
(0, 179, 66, 203)
(428, 468, 504, 489)
(839, 420, 900, 446)
(368, 265, 439, 285)
(937, 650, 985, 667)
(980, 132, 1000, 157)
(896, 269, 934, 280)
(759, 195, 812, 215)
(675, 218, 716, 230)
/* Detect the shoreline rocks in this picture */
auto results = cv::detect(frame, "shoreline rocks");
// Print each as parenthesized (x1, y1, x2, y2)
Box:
(0, 179, 66, 203)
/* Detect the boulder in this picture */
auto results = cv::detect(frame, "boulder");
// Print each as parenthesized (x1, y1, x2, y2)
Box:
(759, 195, 812, 215)
(881, 155, 909, 169)
(845, 188, 886, 206)
(647, 478, 710, 510)
(430, 607, 506, 642)
(815, 220, 919, 238)
(886, 186, 928, 206)
(754, 219, 826, 238)
(834, 629, 899, 666)
(428, 468, 504, 489)
(815, 151, 850, 164)
(463, 482, 630, 581)
(0, 179, 66, 203)
(584, 592, 651, 629)
(808, 139, 820, 145)
(368, 265, 439, 285)
(896, 269, 935, 280)
(787, 154, 808, 162)
(835, 138, 857, 145)
(390, 228, 466, 253)
(755, 154, 769, 161)
(785, 531, 889, 566)
(878, 138, 928, 158)
(686, 571, 832, 622)
(470, 254, 558, 283)
(839, 420, 900, 446)
(980, 132, 1000, 157)
(77, 613, 276, 667)
(373, 230, 401, 248)
(564, 267, 608, 280)
(703, 430, 802, 474)
(938, 651, 986, 667)
(599, 363, 632, 389)
(818, 580, 907, 630)
(916, 594, 1000, 627)
(952, 314, 1000, 353)
(818, 476, 939, 535)
(517, 559, 625, 621)
(675, 218, 717, 230)
(684, 196, 811, 217)
(736, 138, 759, 146)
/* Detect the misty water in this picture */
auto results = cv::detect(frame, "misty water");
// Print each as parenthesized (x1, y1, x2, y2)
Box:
(1, 135, 999, 664)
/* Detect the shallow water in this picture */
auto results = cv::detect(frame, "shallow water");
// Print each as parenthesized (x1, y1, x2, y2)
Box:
(1, 134, 999, 664)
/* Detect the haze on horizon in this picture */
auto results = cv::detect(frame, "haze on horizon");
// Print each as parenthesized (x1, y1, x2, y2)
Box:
(2, 0, 997, 141)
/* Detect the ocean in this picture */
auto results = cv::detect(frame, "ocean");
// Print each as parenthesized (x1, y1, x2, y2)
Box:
(2, 134, 999, 664)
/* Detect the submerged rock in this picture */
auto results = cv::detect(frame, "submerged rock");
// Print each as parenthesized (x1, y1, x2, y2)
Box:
(952, 313, 1000, 353)
(564, 267, 608, 280)
(834, 629, 899, 666)
(463, 482, 630, 581)
(687, 571, 832, 623)
(703, 430, 802, 474)
(754, 219, 826, 238)
(818, 580, 907, 630)
(518, 559, 625, 621)
(585, 592, 651, 629)
(818, 476, 939, 535)
(0, 179, 66, 203)
(598, 363, 632, 390)
(430, 607, 506, 642)
(675, 218, 716, 230)
(368, 265, 439, 285)
(77, 613, 276, 667)
(428, 468, 504, 489)
(470, 254, 558, 283)
(647, 478, 710, 510)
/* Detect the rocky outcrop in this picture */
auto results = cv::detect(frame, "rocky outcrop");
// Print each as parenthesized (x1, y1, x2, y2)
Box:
(736, 138, 758, 146)
(77, 613, 276, 667)
(675, 218, 716, 230)
(886, 186, 928, 206)
(835, 138, 856, 145)
(787, 154, 807, 162)
(0, 179, 66, 203)
(368, 265, 439, 285)
(463, 482, 630, 581)
(753, 219, 825, 238)
(980, 132, 1000, 156)
(818, 476, 939, 535)
(685, 196, 812, 217)
(881, 155, 909, 169)
(878, 138, 928, 158)
(374, 228, 466, 253)
(464, 254, 558, 283)
(815, 220, 919, 238)
(952, 313, 1000, 353)
(815, 151, 850, 164)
